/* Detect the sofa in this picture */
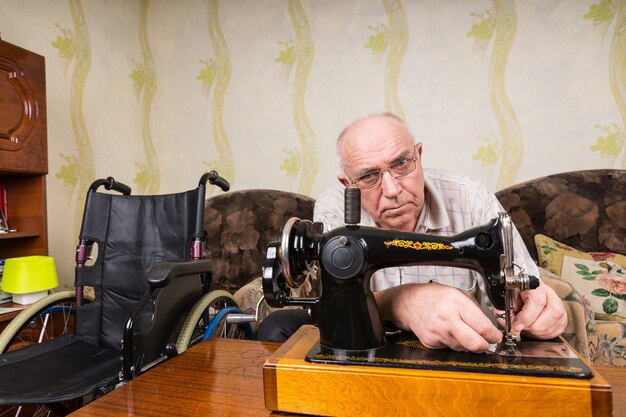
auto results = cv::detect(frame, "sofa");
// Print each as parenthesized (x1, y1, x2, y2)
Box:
(496, 169, 626, 367)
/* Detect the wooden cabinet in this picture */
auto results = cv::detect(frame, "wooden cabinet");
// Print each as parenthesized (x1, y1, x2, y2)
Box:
(0, 39, 48, 259)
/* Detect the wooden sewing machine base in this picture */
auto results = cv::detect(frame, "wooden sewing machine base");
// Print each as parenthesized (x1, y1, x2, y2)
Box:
(263, 326, 612, 417)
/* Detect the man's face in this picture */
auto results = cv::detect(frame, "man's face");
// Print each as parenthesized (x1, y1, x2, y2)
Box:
(337, 116, 425, 232)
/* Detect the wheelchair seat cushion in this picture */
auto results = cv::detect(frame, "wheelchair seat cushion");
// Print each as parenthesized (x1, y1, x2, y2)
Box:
(0, 334, 120, 404)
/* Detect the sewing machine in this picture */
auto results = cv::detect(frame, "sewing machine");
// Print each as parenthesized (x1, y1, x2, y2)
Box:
(261, 188, 612, 417)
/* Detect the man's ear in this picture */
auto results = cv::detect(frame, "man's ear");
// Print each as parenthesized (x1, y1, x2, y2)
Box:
(415, 142, 423, 157)
(337, 173, 351, 188)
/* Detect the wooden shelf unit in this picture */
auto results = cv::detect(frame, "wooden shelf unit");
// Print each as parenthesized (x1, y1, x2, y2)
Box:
(0, 39, 48, 259)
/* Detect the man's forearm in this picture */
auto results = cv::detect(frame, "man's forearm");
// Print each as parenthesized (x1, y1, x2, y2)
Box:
(373, 285, 415, 330)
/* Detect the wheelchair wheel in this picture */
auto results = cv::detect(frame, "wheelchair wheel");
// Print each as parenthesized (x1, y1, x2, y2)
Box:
(176, 290, 253, 354)
(0, 290, 94, 354)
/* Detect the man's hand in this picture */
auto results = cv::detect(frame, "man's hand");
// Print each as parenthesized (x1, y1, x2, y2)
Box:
(375, 283, 502, 353)
(499, 283, 567, 339)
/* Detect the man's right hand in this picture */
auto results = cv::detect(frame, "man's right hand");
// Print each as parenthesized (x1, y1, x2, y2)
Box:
(374, 283, 503, 352)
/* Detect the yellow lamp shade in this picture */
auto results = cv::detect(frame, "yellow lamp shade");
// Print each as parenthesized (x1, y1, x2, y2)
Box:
(2, 256, 59, 304)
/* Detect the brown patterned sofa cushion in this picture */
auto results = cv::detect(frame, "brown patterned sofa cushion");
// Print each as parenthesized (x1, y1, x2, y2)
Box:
(203, 189, 315, 293)
(495, 169, 626, 261)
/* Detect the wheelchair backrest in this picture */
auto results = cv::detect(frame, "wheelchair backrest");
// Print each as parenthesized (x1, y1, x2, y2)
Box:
(74, 188, 202, 351)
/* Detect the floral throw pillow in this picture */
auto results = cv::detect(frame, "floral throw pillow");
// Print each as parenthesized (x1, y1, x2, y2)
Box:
(535, 234, 626, 367)
(535, 234, 626, 322)
(588, 320, 626, 367)
(561, 256, 626, 321)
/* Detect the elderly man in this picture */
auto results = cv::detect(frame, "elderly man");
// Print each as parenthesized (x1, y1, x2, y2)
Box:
(259, 113, 567, 352)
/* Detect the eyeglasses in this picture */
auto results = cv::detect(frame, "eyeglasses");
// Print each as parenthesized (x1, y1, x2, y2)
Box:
(347, 151, 418, 190)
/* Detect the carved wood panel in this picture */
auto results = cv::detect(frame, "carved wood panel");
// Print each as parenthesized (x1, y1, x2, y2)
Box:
(0, 40, 47, 174)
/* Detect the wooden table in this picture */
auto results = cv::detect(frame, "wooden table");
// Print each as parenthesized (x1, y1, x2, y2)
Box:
(69, 338, 624, 417)
(69, 338, 283, 417)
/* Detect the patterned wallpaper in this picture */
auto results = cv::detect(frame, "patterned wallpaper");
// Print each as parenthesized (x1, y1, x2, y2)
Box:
(0, 0, 623, 285)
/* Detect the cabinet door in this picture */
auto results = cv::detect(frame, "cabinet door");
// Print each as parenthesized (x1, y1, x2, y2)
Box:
(0, 40, 47, 174)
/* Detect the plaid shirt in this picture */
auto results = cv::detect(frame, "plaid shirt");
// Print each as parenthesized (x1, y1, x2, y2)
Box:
(313, 168, 539, 301)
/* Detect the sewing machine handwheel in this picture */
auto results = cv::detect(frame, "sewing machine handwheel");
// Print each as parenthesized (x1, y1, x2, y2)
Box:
(262, 242, 290, 307)
(280, 218, 299, 287)
(280, 217, 316, 288)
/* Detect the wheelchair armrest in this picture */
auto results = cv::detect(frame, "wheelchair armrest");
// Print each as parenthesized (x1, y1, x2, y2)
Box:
(146, 260, 212, 288)
(122, 259, 212, 381)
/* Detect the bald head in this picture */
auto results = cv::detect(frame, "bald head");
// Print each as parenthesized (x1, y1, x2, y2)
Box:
(337, 113, 415, 169)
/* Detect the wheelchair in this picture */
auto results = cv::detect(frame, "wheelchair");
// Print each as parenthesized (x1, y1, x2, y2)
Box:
(0, 171, 251, 417)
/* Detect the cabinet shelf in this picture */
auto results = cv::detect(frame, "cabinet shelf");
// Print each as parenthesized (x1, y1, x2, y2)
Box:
(0, 231, 40, 240)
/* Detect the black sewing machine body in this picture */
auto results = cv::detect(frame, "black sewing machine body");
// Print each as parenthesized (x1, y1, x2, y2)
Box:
(265, 209, 512, 345)
(313, 219, 505, 351)
(262, 213, 591, 379)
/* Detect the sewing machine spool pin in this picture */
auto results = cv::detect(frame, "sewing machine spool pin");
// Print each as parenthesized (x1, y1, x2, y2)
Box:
(344, 187, 361, 225)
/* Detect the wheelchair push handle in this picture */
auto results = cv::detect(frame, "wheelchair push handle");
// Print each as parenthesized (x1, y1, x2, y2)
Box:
(194, 170, 230, 256)
(89, 177, 132, 195)
(201, 170, 230, 192)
